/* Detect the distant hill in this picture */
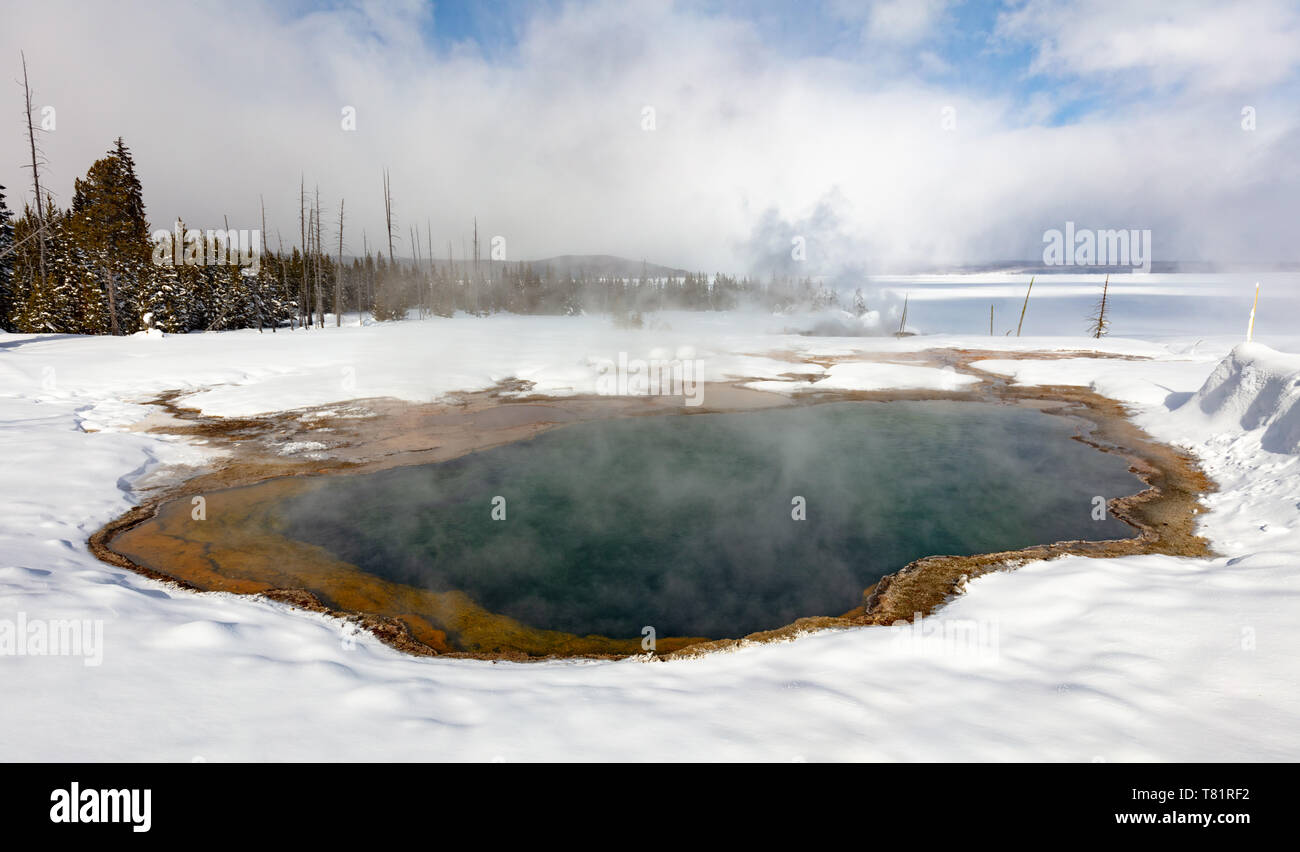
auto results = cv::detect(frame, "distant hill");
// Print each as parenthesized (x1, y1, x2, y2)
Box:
(525, 255, 689, 278)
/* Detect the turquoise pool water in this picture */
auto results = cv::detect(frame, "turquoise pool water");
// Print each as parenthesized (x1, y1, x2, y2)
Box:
(274, 401, 1143, 639)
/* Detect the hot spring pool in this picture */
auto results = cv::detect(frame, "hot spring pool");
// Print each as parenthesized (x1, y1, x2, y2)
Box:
(259, 400, 1143, 642)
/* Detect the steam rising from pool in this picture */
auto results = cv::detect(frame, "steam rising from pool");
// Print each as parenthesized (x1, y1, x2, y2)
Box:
(272, 401, 1142, 639)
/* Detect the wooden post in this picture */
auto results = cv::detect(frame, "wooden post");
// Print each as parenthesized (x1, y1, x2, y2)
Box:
(1247, 282, 1260, 342)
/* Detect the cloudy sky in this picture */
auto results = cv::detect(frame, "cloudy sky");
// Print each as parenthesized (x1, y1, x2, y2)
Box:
(2, 0, 1297, 273)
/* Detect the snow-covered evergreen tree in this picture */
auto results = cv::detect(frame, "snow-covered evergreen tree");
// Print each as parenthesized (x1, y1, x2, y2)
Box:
(66, 138, 152, 334)
(207, 262, 255, 330)
(140, 260, 189, 333)
(0, 184, 13, 329)
(136, 218, 193, 333)
(14, 198, 84, 333)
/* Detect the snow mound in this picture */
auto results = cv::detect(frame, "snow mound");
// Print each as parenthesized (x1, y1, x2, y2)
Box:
(1176, 343, 1300, 453)
(815, 361, 977, 392)
(151, 620, 245, 650)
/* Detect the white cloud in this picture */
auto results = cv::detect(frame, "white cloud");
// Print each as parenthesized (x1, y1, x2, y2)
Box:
(0, 0, 1295, 274)
(865, 0, 952, 45)
(998, 0, 1300, 93)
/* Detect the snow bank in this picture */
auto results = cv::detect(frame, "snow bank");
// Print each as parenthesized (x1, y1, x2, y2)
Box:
(2, 315, 1299, 760)
(971, 358, 1220, 408)
(1172, 343, 1300, 454)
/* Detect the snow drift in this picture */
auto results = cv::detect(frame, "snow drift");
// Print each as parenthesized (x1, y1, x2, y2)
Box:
(1175, 343, 1300, 454)
(3, 313, 1300, 760)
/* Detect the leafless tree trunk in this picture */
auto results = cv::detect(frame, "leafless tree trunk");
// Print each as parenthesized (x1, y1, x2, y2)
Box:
(314, 187, 323, 329)
(275, 229, 286, 333)
(360, 231, 367, 326)
(410, 224, 419, 318)
(299, 178, 309, 329)
(21, 52, 47, 295)
(335, 198, 344, 327)
(257, 196, 266, 332)
(383, 169, 395, 265)
(305, 204, 313, 328)
(1017, 276, 1035, 337)
(1089, 275, 1111, 339)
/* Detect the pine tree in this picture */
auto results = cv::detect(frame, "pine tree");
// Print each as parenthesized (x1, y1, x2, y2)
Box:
(0, 184, 13, 328)
(371, 253, 405, 321)
(7, 202, 43, 330)
(137, 218, 191, 333)
(112, 138, 150, 328)
(14, 197, 82, 333)
(66, 138, 153, 334)
(140, 258, 188, 333)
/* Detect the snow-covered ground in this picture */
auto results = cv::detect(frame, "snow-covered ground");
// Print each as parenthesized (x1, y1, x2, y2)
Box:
(2, 300, 1299, 761)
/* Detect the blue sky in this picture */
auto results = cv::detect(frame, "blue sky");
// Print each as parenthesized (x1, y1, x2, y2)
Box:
(400, 0, 1150, 126)
(420, 0, 541, 56)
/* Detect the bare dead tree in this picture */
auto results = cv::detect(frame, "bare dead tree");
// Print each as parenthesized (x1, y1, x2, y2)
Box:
(305, 204, 314, 328)
(409, 224, 420, 318)
(304, 203, 312, 328)
(335, 198, 345, 327)
(359, 231, 367, 326)
(299, 177, 309, 328)
(275, 229, 286, 332)
(257, 196, 266, 332)
(314, 187, 324, 329)
(383, 169, 395, 265)
(1016, 275, 1035, 337)
(427, 220, 435, 315)
(21, 52, 47, 295)
(1088, 274, 1111, 339)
